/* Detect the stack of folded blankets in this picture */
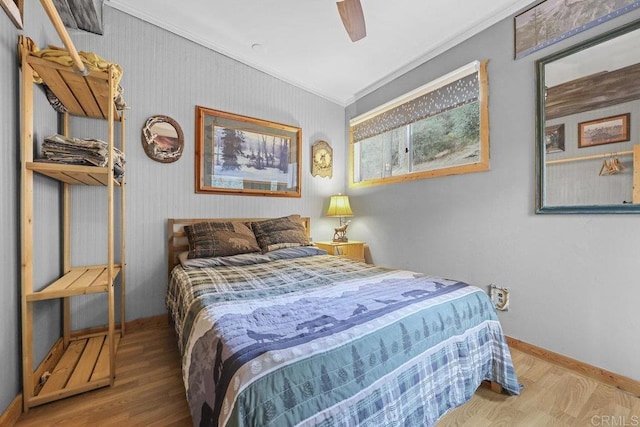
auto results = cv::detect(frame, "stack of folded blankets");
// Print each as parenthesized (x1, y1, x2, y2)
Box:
(41, 134, 125, 180)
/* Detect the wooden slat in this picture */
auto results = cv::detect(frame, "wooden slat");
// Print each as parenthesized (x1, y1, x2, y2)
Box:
(58, 69, 102, 118)
(20, 37, 35, 413)
(66, 268, 103, 291)
(91, 334, 120, 381)
(39, 340, 86, 395)
(63, 171, 105, 185)
(27, 265, 121, 301)
(66, 336, 105, 388)
(27, 162, 120, 187)
(29, 378, 110, 408)
(29, 62, 85, 114)
(86, 76, 116, 120)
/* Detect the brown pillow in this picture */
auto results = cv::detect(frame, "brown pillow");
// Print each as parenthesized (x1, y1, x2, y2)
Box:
(184, 221, 261, 259)
(251, 214, 309, 253)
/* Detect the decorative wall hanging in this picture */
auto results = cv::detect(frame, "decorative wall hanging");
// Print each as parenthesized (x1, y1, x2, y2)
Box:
(578, 114, 630, 148)
(1, 0, 23, 29)
(515, 0, 640, 59)
(141, 115, 184, 163)
(545, 124, 565, 153)
(195, 106, 301, 197)
(311, 140, 333, 178)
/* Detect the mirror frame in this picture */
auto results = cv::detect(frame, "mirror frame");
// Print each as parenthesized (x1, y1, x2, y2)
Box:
(141, 115, 184, 163)
(536, 19, 640, 214)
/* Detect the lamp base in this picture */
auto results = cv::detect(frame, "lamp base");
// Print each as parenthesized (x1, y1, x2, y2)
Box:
(332, 237, 348, 243)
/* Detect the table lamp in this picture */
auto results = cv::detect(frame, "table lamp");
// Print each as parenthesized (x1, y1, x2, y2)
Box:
(326, 194, 353, 242)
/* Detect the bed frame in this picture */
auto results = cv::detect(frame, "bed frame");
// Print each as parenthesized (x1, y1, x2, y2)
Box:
(167, 217, 311, 277)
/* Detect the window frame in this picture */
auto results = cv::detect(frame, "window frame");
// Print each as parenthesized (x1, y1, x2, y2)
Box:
(349, 60, 490, 188)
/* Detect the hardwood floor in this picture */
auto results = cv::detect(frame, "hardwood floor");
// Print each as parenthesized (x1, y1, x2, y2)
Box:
(14, 321, 640, 426)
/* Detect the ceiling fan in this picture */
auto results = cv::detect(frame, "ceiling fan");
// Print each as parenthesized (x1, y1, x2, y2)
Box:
(336, 0, 366, 42)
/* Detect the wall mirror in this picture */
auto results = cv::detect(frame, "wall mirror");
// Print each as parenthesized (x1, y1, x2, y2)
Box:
(536, 19, 640, 214)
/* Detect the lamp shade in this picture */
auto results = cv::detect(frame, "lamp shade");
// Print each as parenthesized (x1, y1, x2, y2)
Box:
(326, 194, 353, 217)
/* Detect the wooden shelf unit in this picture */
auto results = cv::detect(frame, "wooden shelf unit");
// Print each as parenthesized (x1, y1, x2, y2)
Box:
(19, 34, 126, 411)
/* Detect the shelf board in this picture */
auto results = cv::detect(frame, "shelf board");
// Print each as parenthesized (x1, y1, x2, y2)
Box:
(27, 162, 121, 186)
(26, 55, 121, 121)
(27, 265, 122, 302)
(29, 333, 120, 407)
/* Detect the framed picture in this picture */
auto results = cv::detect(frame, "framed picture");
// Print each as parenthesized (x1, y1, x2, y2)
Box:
(141, 115, 184, 163)
(514, 0, 640, 59)
(545, 124, 565, 153)
(195, 106, 301, 197)
(1, 0, 23, 29)
(578, 113, 630, 148)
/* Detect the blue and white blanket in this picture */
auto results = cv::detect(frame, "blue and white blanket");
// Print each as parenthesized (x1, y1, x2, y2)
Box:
(167, 251, 520, 426)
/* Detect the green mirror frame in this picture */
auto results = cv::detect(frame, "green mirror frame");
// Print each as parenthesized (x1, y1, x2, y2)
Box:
(536, 19, 640, 214)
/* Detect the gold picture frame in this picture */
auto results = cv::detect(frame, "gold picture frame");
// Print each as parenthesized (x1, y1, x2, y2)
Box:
(195, 106, 302, 197)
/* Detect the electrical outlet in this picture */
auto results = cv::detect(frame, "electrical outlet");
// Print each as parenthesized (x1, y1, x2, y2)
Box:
(490, 284, 510, 311)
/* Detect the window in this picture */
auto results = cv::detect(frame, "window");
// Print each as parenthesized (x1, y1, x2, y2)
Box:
(350, 60, 489, 187)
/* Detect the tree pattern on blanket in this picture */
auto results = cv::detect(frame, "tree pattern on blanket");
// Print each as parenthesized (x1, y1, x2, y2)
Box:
(179, 270, 510, 426)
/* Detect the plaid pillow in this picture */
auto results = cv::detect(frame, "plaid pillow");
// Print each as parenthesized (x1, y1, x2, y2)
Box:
(184, 221, 261, 259)
(251, 214, 309, 253)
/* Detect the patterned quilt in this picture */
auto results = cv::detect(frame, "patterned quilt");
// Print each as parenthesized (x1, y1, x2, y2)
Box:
(167, 253, 520, 427)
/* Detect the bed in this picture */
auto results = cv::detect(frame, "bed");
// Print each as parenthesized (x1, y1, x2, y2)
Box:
(166, 216, 520, 427)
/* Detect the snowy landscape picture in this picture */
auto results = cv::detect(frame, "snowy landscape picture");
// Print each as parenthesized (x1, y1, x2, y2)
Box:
(195, 107, 301, 197)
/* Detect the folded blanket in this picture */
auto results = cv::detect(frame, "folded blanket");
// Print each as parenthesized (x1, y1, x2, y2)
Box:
(40, 134, 125, 180)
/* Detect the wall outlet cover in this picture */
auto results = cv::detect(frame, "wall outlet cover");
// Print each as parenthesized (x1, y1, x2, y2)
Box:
(490, 284, 510, 311)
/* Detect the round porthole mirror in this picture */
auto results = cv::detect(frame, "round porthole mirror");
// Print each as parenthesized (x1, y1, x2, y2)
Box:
(141, 115, 184, 163)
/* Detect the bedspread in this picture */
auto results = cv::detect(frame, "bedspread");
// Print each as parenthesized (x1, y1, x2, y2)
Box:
(167, 254, 519, 427)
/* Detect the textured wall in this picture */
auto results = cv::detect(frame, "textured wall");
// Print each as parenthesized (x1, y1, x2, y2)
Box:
(1, 5, 345, 414)
(346, 11, 640, 382)
(1, 8, 22, 415)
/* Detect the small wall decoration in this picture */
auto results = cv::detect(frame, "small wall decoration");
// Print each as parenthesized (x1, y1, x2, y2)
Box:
(545, 124, 565, 153)
(1, 0, 23, 29)
(195, 106, 301, 197)
(311, 140, 333, 178)
(514, 0, 640, 59)
(578, 113, 630, 148)
(141, 115, 184, 163)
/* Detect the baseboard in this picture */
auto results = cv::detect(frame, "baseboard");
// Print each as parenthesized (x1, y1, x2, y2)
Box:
(507, 336, 640, 397)
(0, 394, 22, 427)
(125, 314, 170, 332)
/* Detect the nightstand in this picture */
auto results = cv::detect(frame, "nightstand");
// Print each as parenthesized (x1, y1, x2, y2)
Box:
(315, 241, 365, 263)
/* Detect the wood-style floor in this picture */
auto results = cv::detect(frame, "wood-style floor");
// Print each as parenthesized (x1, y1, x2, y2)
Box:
(14, 320, 640, 426)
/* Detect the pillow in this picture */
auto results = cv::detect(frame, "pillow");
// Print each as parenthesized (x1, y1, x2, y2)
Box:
(265, 246, 327, 260)
(251, 214, 310, 253)
(178, 251, 270, 268)
(184, 221, 261, 259)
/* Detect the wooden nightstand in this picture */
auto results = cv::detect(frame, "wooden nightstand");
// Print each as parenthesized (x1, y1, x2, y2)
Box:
(315, 241, 365, 263)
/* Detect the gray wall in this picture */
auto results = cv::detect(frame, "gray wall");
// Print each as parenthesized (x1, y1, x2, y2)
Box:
(346, 11, 640, 383)
(1, 6, 345, 414)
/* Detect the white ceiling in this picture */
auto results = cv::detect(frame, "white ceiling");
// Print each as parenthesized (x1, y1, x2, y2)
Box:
(106, 0, 533, 106)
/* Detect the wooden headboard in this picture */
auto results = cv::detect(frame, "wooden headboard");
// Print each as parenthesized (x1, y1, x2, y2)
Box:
(167, 217, 311, 277)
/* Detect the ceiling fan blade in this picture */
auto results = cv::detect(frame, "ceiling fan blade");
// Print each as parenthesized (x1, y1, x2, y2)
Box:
(336, 0, 366, 42)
